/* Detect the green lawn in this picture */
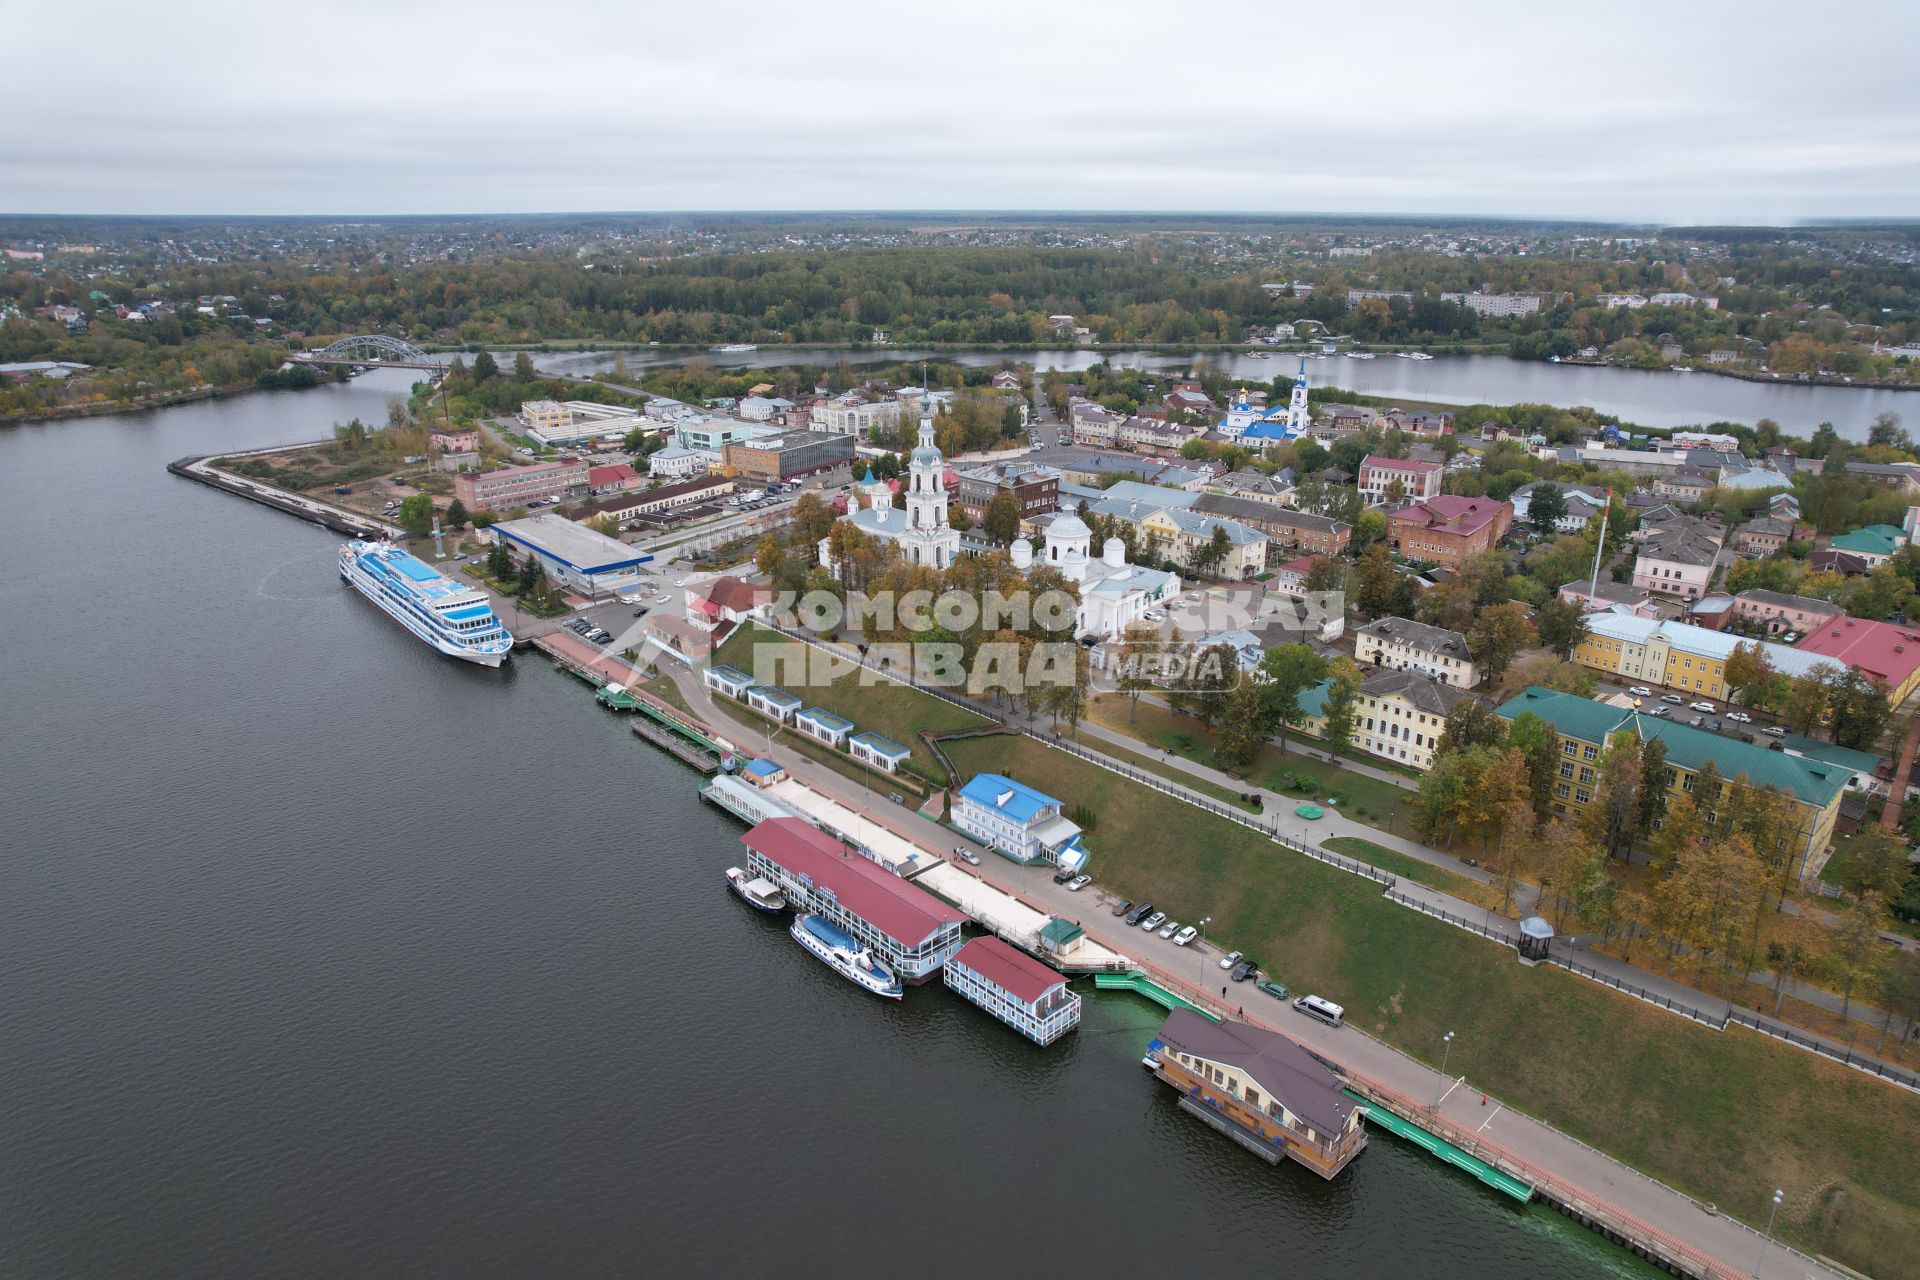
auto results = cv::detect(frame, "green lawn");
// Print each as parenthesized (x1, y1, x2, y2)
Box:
(712, 622, 987, 782)
(1321, 836, 1497, 908)
(944, 732, 1920, 1280)
(1087, 695, 1419, 835)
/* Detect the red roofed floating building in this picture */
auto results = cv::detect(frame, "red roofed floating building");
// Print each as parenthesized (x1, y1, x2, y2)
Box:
(943, 935, 1081, 1045)
(740, 818, 967, 982)
(1386, 495, 1514, 570)
(1794, 617, 1920, 705)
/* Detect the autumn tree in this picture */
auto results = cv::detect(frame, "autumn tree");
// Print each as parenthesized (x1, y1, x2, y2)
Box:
(1320, 659, 1363, 759)
(1435, 698, 1505, 758)
(1116, 622, 1158, 722)
(1535, 596, 1589, 659)
(1258, 643, 1328, 753)
(982, 490, 1021, 544)
(1636, 737, 1670, 839)
(1468, 602, 1537, 681)
(1721, 641, 1773, 707)
(1584, 733, 1644, 861)
(1832, 892, 1892, 1022)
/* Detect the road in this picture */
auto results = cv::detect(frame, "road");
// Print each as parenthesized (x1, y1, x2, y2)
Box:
(651, 656, 1837, 1280)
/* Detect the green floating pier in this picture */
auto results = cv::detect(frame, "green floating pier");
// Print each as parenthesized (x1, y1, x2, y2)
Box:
(1094, 971, 1220, 1021)
(1344, 1089, 1533, 1203)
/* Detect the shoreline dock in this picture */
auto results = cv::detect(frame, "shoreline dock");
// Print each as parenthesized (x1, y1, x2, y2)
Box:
(168, 451, 402, 539)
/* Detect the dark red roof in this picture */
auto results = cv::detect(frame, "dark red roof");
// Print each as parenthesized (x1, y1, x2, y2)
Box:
(1794, 617, 1920, 689)
(740, 818, 966, 948)
(703, 575, 771, 615)
(950, 935, 1067, 1004)
(1388, 495, 1509, 537)
(589, 463, 639, 487)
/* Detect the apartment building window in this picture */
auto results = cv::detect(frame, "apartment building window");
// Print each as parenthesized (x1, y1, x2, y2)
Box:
(1575, 789, 1592, 804)
(1682, 774, 1695, 792)
(1563, 741, 1579, 757)
(1555, 784, 1570, 798)
(1578, 767, 1595, 785)
(1560, 763, 1575, 779)
(1582, 745, 1598, 761)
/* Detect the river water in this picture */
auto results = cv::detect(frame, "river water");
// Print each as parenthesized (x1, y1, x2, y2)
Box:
(538, 346, 1913, 439)
(0, 371, 1659, 1278)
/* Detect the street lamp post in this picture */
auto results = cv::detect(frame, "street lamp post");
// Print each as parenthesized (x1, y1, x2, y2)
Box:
(1196, 916, 1212, 982)
(1434, 1030, 1455, 1110)
(1755, 1188, 1784, 1278)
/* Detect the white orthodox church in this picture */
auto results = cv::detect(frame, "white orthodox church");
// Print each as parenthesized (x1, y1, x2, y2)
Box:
(820, 418, 1176, 638)
(1014, 514, 1180, 640)
(819, 417, 961, 571)
(1220, 360, 1312, 445)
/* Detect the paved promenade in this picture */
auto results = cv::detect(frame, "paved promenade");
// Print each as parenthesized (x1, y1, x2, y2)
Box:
(657, 659, 1834, 1280)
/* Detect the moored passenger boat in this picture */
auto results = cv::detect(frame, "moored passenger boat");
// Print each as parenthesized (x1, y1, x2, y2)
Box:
(338, 540, 513, 667)
(790, 913, 903, 999)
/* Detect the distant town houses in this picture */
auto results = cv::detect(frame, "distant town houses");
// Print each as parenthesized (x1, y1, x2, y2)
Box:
(1510, 481, 1607, 533)
(1438, 291, 1542, 317)
(1631, 511, 1723, 599)
(1731, 516, 1795, 557)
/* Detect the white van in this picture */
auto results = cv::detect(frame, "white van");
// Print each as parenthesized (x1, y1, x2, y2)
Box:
(1294, 995, 1345, 1027)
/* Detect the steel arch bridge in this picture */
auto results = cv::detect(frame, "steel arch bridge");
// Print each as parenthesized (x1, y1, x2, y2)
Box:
(302, 334, 439, 366)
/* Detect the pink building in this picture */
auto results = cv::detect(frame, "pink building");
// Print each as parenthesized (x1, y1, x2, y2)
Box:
(1733, 589, 1842, 637)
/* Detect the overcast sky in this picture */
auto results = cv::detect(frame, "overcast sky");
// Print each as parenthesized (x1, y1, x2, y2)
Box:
(7, 0, 1919, 223)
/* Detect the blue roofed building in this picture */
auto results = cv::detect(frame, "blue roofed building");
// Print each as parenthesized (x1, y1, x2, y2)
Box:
(954, 773, 1088, 871)
(746, 685, 803, 723)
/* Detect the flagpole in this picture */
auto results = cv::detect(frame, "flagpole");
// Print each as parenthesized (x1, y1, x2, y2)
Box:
(1588, 487, 1612, 601)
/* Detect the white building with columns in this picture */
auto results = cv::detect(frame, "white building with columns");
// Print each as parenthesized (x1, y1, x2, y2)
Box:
(819, 417, 962, 571)
(1014, 514, 1179, 639)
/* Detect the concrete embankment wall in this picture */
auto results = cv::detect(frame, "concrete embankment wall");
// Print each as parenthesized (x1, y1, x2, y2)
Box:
(168, 455, 403, 539)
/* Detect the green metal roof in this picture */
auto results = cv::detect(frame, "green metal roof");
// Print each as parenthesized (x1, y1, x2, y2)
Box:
(1781, 732, 1882, 776)
(1495, 687, 1849, 808)
(1831, 526, 1901, 556)
(1296, 677, 1333, 719)
(1040, 917, 1086, 945)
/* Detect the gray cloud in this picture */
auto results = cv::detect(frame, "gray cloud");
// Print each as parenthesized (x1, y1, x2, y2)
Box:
(5, 0, 1918, 221)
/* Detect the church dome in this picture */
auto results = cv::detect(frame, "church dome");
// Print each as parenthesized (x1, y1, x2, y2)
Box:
(911, 444, 943, 468)
(1048, 514, 1091, 541)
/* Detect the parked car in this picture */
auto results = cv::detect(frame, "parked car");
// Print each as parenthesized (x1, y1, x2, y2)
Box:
(1231, 960, 1258, 982)
(1173, 925, 1198, 946)
(1112, 899, 1133, 917)
(1727, 712, 1752, 723)
(1067, 874, 1091, 891)
(1052, 867, 1075, 885)
(1688, 715, 1704, 727)
(1627, 686, 1652, 696)
(1688, 701, 1715, 713)
(1781, 631, 1799, 643)
(1139, 911, 1167, 932)
(1646, 706, 1669, 717)
(1660, 694, 1683, 705)
(1706, 719, 1722, 732)
(1257, 979, 1289, 1000)
(1218, 950, 1243, 971)
(632, 606, 649, 617)
(1125, 903, 1154, 925)
(1764, 725, 1787, 737)
(1158, 920, 1181, 940)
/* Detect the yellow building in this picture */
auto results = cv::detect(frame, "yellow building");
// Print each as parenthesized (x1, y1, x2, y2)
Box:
(1497, 687, 1849, 879)
(1297, 668, 1467, 772)
(1570, 613, 1843, 701)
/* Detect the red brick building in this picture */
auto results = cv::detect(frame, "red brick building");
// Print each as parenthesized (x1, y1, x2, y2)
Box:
(1386, 496, 1513, 569)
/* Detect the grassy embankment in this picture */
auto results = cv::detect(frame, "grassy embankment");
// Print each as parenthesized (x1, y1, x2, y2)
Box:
(944, 729, 1920, 1280)
(711, 622, 987, 784)
(1085, 694, 1419, 835)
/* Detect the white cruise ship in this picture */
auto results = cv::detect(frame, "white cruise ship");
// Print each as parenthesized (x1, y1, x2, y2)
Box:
(338, 540, 513, 667)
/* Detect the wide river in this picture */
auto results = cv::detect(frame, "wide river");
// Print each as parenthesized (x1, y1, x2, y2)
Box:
(0, 371, 1660, 1277)
(540, 345, 1914, 439)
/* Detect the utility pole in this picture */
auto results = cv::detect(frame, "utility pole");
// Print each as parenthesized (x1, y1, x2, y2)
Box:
(1434, 1030, 1455, 1110)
